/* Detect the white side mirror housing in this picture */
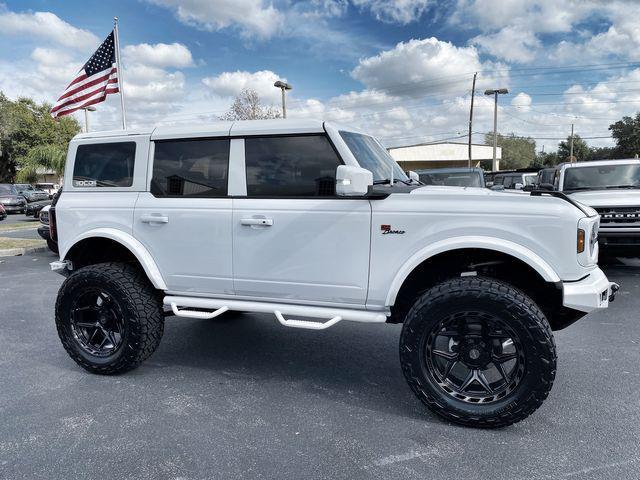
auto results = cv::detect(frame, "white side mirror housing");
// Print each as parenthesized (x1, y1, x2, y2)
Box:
(407, 170, 420, 183)
(514, 182, 524, 190)
(336, 165, 373, 196)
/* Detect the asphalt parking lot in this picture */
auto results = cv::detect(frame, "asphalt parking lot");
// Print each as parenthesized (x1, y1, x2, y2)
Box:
(1, 251, 639, 480)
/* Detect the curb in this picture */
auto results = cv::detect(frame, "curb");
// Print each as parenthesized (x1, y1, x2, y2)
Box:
(0, 244, 48, 258)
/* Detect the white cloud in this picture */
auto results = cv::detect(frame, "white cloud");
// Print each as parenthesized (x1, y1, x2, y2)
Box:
(452, 0, 597, 34)
(144, 0, 283, 38)
(351, 0, 431, 24)
(511, 92, 532, 112)
(123, 43, 194, 69)
(202, 70, 285, 104)
(0, 9, 98, 50)
(472, 27, 541, 64)
(351, 37, 508, 97)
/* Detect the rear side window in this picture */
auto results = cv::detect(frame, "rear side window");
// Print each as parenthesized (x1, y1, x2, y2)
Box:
(73, 142, 136, 187)
(244, 135, 342, 197)
(151, 138, 229, 197)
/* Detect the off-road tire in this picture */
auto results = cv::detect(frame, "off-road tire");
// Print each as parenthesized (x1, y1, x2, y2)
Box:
(55, 262, 164, 374)
(400, 276, 556, 428)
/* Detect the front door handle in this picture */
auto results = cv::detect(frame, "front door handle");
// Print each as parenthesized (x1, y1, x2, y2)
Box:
(240, 218, 273, 226)
(140, 214, 169, 224)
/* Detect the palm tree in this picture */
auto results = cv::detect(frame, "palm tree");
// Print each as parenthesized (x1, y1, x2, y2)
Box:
(16, 144, 66, 184)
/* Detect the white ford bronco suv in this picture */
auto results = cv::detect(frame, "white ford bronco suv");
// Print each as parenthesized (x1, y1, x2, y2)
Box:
(553, 159, 640, 253)
(50, 119, 617, 428)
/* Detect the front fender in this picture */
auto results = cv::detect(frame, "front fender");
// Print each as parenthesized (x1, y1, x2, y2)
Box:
(384, 235, 561, 306)
(62, 228, 168, 290)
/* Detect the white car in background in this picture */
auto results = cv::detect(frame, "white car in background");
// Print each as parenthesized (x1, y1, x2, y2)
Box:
(556, 159, 640, 253)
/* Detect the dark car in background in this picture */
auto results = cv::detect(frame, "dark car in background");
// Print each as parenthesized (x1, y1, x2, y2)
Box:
(0, 184, 27, 213)
(25, 200, 51, 218)
(415, 167, 485, 187)
(14, 183, 49, 203)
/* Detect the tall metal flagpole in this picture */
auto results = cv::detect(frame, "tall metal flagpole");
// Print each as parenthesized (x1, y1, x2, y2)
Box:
(113, 17, 127, 130)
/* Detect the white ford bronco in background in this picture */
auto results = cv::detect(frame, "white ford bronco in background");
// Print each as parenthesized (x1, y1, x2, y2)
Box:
(553, 159, 640, 253)
(50, 119, 618, 428)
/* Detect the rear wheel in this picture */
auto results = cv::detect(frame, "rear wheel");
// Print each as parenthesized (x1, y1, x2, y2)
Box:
(55, 262, 164, 374)
(400, 277, 556, 428)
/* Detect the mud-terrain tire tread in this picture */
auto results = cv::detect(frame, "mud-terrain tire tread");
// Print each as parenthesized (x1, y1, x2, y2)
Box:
(55, 262, 164, 374)
(399, 276, 556, 428)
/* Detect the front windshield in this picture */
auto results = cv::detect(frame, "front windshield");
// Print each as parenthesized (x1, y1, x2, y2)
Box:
(563, 163, 640, 190)
(419, 170, 482, 187)
(523, 174, 536, 186)
(0, 184, 16, 194)
(339, 131, 408, 182)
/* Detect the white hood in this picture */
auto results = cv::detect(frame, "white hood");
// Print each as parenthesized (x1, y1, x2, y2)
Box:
(566, 189, 640, 208)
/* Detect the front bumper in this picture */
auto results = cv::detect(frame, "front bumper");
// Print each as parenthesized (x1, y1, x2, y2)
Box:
(1, 204, 26, 213)
(563, 267, 618, 313)
(37, 225, 50, 240)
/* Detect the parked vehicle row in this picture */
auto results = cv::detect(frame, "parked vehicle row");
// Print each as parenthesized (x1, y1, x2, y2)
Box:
(0, 183, 55, 217)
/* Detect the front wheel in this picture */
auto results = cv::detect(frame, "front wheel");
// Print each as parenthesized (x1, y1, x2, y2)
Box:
(55, 262, 164, 374)
(400, 277, 556, 428)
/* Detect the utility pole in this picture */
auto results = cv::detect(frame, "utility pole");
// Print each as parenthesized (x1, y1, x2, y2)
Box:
(569, 123, 575, 163)
(468, 72, 477, 168)
(485, 88, 509, 171)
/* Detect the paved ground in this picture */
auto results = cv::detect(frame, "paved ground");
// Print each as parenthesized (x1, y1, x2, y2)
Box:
(0, 214, 41, 240)
(0, 251, 639, 480)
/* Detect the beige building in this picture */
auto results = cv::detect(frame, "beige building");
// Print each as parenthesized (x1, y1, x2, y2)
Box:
(388, 142, 502, 171)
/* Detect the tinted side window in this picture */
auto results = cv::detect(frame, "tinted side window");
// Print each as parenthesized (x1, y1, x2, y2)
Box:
(73, 142, 136, 187)
(151, 138, 230, 197)
(502, 176, 514, 188)
(245, 135, 342, 197)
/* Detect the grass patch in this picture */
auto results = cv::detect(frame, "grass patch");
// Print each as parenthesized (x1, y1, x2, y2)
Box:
(0, 221, 39, 231)
(0, 237, 45, 250)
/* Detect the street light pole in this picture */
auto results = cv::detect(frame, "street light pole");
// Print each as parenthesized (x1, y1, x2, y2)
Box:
(484, 88, 509, 171)
(274, 80, 292, 119)
(81, 106, 97, 133)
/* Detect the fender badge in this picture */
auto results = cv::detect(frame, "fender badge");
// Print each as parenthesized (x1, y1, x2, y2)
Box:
(381, 224, 405, 235)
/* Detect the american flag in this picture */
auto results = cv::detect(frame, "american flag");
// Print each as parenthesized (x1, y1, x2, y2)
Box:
(50, 31, 119, 118)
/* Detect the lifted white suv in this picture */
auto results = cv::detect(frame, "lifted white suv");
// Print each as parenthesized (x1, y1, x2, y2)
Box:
(50, 119, 617, 428)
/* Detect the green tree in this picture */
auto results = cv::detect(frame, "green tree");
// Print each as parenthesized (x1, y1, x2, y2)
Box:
(558, 134, 589, 162)
(585, 146, 615, 161)
(609, 112, 640, 157)
(484, 132, 536, 169)
(0, 91, 80, 182)
(16, 144, 67, 183)
(534, 151, 560, 167)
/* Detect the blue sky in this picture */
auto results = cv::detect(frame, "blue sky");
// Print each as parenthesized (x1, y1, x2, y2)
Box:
(1, 0, 639, 151)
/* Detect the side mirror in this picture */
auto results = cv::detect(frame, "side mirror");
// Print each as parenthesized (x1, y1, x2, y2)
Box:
(407, 170, 420, 183)
(490, 184, 505, 191)
(514, 182, 524, 190)
(336, 165, 373, 196)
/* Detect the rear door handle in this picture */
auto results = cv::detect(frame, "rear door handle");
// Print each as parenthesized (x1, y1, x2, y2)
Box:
(240, 218, 273, 226)
(140, 214, 169, 224)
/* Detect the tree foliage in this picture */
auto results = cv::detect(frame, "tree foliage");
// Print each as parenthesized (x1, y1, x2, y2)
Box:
(220, 88, 281, 121)
(609, 112, 640, 158)
(484, 132, 536, 169)
(16, 144, 67, 183)
(558, 134, 589, 162)
(0, 92, 80, 182)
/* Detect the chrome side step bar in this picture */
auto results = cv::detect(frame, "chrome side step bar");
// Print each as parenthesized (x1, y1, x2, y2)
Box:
(164, 296, 387, 330)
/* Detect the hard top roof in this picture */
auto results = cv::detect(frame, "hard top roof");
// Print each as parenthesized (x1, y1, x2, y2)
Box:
(73, 118, 329, 141)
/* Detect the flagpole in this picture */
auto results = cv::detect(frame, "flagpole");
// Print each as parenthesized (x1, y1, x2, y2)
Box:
(113, 17, 127, 130)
